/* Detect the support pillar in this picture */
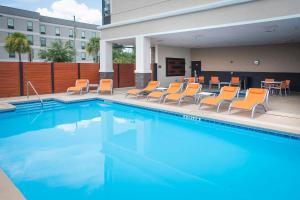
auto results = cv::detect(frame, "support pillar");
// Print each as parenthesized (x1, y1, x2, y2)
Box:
(135, 36, 152, 88)
(100, 40, 114, 79)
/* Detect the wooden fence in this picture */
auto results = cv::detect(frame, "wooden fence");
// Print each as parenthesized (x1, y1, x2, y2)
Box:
(0, 62, 136, 97)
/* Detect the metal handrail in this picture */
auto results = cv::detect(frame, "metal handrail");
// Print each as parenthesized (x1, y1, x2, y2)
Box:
(26, 81, 44, 108)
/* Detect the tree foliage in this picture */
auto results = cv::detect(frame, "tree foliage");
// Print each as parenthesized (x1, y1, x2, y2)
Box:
(113, 45, 135, 64)
(39, 40, 75, 62)
(5, 32, 31, 62)
(86, 37, 100, 63)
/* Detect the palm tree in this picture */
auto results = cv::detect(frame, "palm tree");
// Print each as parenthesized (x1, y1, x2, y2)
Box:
(39, 40, 75, 62)
(86, 37, 100, 63)
(5, 32, 31, 62)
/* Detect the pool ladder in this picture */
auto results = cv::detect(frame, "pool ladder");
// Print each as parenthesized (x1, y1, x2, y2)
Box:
(26, 81, 44, 108)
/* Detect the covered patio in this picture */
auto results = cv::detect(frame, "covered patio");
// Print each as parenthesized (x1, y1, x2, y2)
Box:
(100, 14, 300, 92)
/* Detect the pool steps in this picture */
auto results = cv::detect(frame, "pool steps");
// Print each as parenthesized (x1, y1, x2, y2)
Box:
(14, 100, 65, 114)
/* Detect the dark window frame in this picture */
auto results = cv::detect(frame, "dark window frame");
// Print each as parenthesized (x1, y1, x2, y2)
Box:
(7, 18, 14, 29)
(40, 24, 46, 34)
(27, 21, 33, 31)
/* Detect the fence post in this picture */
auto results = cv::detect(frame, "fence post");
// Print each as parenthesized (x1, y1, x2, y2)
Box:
(77, 63, 81, 79)
(117, 64, 120, 88)
(51, 62, 55, 93)
(19, 62, 24, 96)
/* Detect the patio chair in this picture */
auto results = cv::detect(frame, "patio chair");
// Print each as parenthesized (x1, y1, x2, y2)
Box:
(230, 76, 240, 87)
(147, 82, 183, 103)
(97, 79, 113, 95)
(198, 76, 205, 84)
(261, 78, 274, 89)
(188, 77, 196, 83)
(228, 88, 269, 118)
(199, 86, 239, 112)
(209, 76, 220, 90)
(67, 79, 89, 95)
(272, 80, 291, 96)
(126, 81, 160, 98)
(164, 83, 202, 105)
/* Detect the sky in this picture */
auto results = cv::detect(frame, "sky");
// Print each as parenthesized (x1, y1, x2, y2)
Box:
(0, 0, 102, 25)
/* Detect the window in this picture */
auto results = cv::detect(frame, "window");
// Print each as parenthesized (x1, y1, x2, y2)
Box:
(40, 25, 46, 34)
(7, 18, 14, 29)
(102, 0, 111, 25)
(9, 52, 15, 58)
(91, 32, 96, 38)
(81, 41, 86, 49)
(55, 27, 60, 36)
(69, 29, 74, 38)
(27, 35, 33, 45)
(27, 21, 33, 31)
(81, 52, 86, 60)
(40, 37, 46, 47)
(81, 31, 85, 39)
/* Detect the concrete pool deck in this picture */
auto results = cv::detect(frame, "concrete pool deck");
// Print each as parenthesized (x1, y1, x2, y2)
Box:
(0, 88, 300, 136)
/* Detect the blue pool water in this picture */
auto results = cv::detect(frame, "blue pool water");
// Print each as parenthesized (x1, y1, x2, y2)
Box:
(0, 100, 300, 200)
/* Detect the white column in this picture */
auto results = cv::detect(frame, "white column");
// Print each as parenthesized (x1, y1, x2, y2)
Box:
(135, 36, 151, 73)
(100, 40, 113, 72)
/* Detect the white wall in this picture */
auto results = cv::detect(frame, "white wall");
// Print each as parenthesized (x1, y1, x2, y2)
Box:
(156, 45, 191, 87)
(191, 43, 300, 73)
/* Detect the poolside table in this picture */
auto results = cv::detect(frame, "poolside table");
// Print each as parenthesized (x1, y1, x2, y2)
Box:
(88, 84, 99, 92)
(261, 81, 282, 95)
(155, 87, 168, 92)
(196, 92, 216, 103)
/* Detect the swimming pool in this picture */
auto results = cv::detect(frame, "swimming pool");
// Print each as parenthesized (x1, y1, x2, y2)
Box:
(0, 100, 299, 200)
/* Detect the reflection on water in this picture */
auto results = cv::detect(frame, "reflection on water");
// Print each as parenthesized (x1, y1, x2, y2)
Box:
(0, 101, 300, 200)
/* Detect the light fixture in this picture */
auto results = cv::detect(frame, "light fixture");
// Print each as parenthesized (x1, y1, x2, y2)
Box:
(254, 60, 260, 65)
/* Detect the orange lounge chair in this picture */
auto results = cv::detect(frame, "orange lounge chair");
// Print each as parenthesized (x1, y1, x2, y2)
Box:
(97, 79, 113, 95)
(164, 83, 201, 105)
(229, 88, 269, 118)
(209, 76, 220, 89)
(147, 82, 183, 103)
(126, 81, 160, 97)
(200, 86, 239, 112)
(67, 79, 89, 95)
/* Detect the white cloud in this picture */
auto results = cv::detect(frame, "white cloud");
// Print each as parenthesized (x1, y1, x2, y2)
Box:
(36, 0, 101, 25)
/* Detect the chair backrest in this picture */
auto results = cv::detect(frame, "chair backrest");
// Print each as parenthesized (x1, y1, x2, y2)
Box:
(183, 83, 201, 95)
(76, 79, 89, 87)
(285, 80, 291, 87)
(231, 77, 240, 84)
(265, 78, 274, 82)
(198, 76, 205, 83)
(218, 86, 239, 100)
(246, 88, 268, 104)
(100, 79, 113, 90)
(188, 77, 195, 83)
(144, 81, 159, 91)
(167, 82, 182, 94)
(210, 76, 220, 84)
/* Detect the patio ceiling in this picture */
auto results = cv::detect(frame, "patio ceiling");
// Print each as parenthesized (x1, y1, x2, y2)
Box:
(150, 16, 300, 48)
(112, 16, 300, 48)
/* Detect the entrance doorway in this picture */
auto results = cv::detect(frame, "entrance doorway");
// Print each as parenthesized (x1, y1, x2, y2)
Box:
(191, 61, 201, 77)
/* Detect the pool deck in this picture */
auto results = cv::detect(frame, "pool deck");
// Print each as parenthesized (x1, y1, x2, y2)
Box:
(0, 169, 25, 200)
(1, 88, 300, 199)
(1, 88, 300, 136)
